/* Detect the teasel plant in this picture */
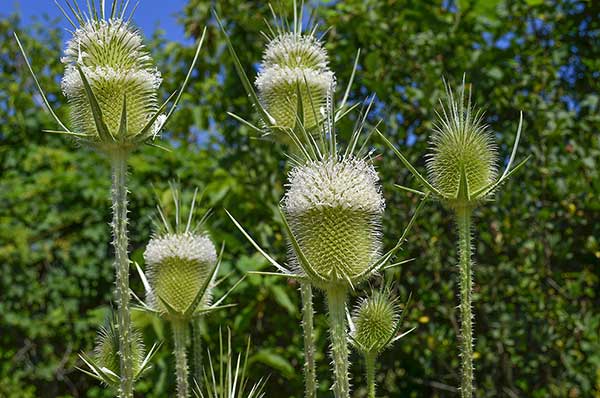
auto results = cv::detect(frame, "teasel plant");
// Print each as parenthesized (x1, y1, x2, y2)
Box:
(216, 4, 360, 397)
(14, 1, 206, 396)
(379, 77, 530, 397)
(227, 93, 428, 397)
(193, 329, 267, 398)
(347, 287, 414, 398)
(134, 185, 244, 398)
(77, 311, 161, 392)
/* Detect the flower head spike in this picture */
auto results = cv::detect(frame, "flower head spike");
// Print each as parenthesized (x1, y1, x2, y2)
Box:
(15, 0, 207, 154)
(378, 76, 531, 209)
(78, 311, 160, 390)
(138, 185, 223, 322)
(282, 156, 384, 289)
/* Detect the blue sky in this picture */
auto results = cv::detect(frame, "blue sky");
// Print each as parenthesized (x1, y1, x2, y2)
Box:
(10, 0, 191, 42)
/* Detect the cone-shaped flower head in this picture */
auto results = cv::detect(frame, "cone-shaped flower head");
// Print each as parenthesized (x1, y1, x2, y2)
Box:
(255, 31, 335, 132)
(426, 82, 498, 209)
(61, 15, 164, 152)
(282, 156, 384, 289)
(144, 232, 217, 318)
(350, 290, 399, 355)
(94, 318, 145, 378)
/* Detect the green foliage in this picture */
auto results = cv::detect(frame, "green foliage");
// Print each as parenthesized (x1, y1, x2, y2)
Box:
(1, 1, 599, 397)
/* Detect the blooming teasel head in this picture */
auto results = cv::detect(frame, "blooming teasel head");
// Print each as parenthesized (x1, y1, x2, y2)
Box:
(137, 185, 238, 322)
(379, 76, 530, 210)
(14, 0, 206, 154)
(78, 312, 160, 389)
(348, 288, 413, 356)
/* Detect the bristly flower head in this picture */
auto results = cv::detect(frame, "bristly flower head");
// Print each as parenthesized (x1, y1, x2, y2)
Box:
(255, 28, 335, 132)
(139, 185, 221, 321)
(15, 0, 206, 155)
(349, 288, 407, 356)
(425, 79, 498, 209)
(379, 76, 530, 210)
(78, 311, 160, 389)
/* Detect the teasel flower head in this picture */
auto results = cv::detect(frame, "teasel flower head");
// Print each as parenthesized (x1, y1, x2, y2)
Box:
(255, 30, 335, 132)
(78, 311, 160, 389)
(14, 0, 206, 155)
(379, 76, 530, 210)
(348, 288, 414, 356)
(136, 185, 240, 322)
(282, 156, 384, 289)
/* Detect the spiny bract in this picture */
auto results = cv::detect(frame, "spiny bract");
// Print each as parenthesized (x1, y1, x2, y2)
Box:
(144, 233, 217, 318)
(351, 291, 399, 354)
(426, 84, 498, 208)
(61, 17, 164, 151)
(283, 156, 384, 289)
(255, 32, 334, 132)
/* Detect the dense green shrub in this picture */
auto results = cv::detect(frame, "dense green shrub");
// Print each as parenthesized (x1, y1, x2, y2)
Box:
(1, 1, 598, 396)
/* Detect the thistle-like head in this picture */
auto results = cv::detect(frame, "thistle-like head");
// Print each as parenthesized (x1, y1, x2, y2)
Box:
(282, 156, 385, 290)
(350, 290, 399, 355)
(425, 80, 498, 209)
(60, 12, 163, 153)
(139, 185, 219, 321)
(255, 31, 335, 134)
(79, 312, 158, 389)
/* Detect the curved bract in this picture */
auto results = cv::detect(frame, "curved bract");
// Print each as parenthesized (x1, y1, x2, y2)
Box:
(283, 157, 384, 289)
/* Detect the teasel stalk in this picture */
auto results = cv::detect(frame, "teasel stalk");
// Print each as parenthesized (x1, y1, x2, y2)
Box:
(227, 94, 428, 397)
(379, 77, 530, 397)
(14, 1, 206, 396)
(348, 287, 414, 398)
(216, 4, 362, 397)
(135, 185, 243, 398)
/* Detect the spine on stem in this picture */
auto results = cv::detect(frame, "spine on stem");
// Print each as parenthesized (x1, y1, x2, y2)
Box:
(456, 207, 474, 398)
(110, 151, 134, 398)
(327, 287, 350, 398)
(172, 319, 190, 398)
(300, 282, 317, 398)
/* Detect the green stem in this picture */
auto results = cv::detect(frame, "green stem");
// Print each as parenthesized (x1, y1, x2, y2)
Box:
(326, 287, 350, 398)
(172, 319, 190, 398)
(365, 353, 376, 398)
(192, 317, 203, 390)
(300, 282, 317, 398)
(110, 152, 134, 398)
(456, 207, 474, 398)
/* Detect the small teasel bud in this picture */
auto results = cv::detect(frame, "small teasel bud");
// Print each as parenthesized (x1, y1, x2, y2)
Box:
(282, 156, 385, 289)
(426, 80, 498, 209)
(255, 31, 335, 132)
(61, 15, 164, 152)
(144, 232, 217, 317)
(93, 318, 146, 378)
(350, 290, 399, 355)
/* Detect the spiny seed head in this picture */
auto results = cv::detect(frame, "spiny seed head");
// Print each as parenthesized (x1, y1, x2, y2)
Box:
(351, 290, 399, 354)
(61, 18, 164, 152)
(283, 156, 384, 289)
(94, 317, 145, 378)
(426, 82, 498, 208)
(144, 233, 217, 318)
(255, 32, 335, 132)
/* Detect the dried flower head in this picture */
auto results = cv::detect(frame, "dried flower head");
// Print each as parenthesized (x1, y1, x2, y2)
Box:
(256, 31, 334, 131)
(282, 156, 384, 289)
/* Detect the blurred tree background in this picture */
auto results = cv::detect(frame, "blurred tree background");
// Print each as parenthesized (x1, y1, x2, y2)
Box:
(1, 0, 599, 397)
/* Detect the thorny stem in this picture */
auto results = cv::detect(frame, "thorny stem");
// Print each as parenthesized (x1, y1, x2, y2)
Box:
(172, 319, 190, 398)
(456, 206, 474, 398)
(192, 317, 203, 390)
(365, 353, 376, 398)
(110, 151, 134, 398)
(327, 286, 350, 398)
(300, 282, 317, 398)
